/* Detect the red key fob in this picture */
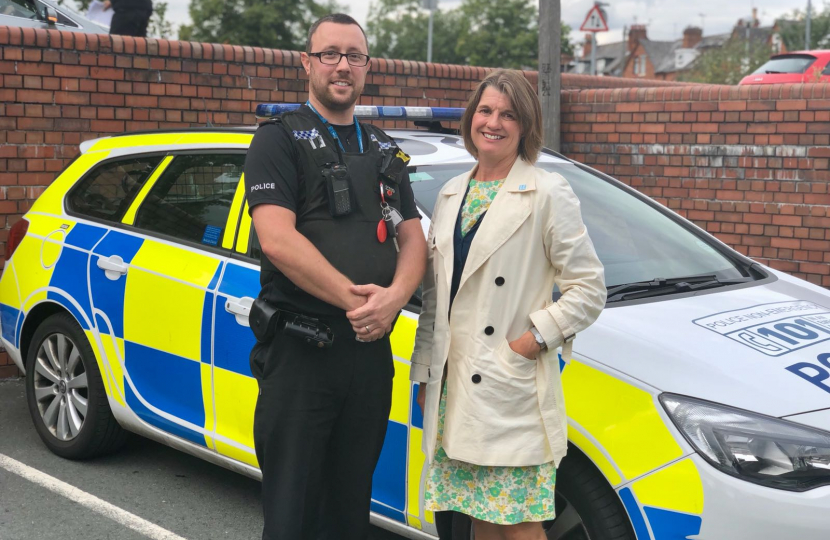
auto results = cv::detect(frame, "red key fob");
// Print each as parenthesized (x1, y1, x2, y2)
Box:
(377, 219, 387, 243)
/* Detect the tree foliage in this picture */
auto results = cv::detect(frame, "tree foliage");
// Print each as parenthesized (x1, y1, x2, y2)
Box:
(678, 35, 773, 85)
(178, 0, 343, 49)
(366, 0, 465, 65)
(777, 2, 830, 52)
(367, 0, 572, 69)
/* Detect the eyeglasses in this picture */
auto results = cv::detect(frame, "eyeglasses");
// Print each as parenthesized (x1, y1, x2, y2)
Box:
(309, 51, 370, 67)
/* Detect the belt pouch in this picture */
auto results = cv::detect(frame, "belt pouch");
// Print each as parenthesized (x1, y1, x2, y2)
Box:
(249, 297, 280, 342)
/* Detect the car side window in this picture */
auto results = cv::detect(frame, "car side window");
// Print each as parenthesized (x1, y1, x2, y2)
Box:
(55, 9, 79, 28)
(67, 156, 163, 222)
(823, 64, 830, 76)
(0, 0, 38, 19)
(133, 154, 245, 248)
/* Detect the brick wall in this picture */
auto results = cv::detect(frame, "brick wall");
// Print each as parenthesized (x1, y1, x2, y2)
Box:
(561, 83, 830, 285)
(0, 25, 827, 377)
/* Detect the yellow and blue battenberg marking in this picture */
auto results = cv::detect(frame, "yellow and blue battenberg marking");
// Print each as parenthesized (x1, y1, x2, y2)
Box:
(562, 360, 704, 540)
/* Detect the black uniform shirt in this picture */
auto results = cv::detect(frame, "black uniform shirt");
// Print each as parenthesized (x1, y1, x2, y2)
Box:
(245, 119, 419, 221)
(243, 110, 420, 313)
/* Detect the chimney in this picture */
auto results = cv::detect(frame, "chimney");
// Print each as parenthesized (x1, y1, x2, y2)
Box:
(583, 33, 593, 59)
(683, 26, 702, 48)
(628, 24, 647, 52)
(752, 7, 759, 27)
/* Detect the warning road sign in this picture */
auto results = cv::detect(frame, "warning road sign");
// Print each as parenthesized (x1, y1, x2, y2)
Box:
(580, 4, 609, 32)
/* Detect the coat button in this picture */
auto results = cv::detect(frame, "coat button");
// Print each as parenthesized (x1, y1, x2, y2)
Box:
(495, 276, 505, 286)
(472, 374, 481, 384)
(484, 326, 494, 335)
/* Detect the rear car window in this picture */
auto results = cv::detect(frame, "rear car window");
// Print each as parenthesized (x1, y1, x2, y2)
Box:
(67, 156, 163, 222)
(752, 55, 816, 75)
(133, 154, 244, 247)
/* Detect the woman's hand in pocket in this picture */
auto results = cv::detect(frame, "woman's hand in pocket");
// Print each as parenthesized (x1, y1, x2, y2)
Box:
(509, 331, 541, 360)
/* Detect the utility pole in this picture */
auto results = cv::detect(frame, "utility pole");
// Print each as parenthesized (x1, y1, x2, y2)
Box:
(539, 0, 561, 151)
(806, 0, 812, 50)
(591, 33, 597, 75)
(423, 0, 438, 62)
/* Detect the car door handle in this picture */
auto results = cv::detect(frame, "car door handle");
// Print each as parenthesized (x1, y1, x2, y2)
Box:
(225, 296, 254, 326)
(96, 255, 128, 280)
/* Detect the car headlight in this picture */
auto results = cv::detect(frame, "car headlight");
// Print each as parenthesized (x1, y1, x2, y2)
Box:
(660, 393, 830, 492)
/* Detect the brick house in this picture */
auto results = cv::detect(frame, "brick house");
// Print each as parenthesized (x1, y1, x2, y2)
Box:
(619, 10, 787, 82)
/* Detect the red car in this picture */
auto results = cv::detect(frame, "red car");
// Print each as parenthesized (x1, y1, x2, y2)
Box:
(739, 50, 830, 85)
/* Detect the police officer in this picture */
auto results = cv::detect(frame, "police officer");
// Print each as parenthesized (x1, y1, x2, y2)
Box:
(243, 13, 427, 540)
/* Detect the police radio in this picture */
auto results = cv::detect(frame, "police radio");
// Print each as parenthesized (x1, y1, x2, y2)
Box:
(323, 163, 353, 217)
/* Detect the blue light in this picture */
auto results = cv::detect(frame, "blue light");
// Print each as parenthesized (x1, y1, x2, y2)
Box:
(256, 103, 464, 121)
(255, 103, 301, 118)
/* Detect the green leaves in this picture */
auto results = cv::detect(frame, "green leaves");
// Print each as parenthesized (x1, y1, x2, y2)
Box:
(367, 0, 572, 69)
(777, 4, 830, 52)
(179, 0, 344, 49)
(678, 37, 774, 85)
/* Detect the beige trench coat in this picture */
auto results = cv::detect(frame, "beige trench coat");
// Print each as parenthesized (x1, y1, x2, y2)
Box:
(409, 158, 606, 467)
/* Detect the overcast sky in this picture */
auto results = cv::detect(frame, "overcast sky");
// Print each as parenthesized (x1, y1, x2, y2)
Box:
(163, 0, 807, 51)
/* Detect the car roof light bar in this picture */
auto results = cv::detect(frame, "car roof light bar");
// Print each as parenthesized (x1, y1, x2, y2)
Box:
(255, 103, 464, 121)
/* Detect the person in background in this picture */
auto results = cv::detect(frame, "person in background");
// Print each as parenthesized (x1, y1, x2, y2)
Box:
(410, 69, 606, 540)
(103, 0, 152, 37)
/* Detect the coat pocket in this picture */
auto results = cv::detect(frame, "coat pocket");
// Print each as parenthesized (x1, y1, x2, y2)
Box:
(493, 339, 537, 380)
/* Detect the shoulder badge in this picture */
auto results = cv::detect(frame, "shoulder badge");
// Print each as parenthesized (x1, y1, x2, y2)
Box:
(292, 128, 327, 150)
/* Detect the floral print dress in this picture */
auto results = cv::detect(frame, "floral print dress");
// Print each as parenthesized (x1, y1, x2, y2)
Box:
(423, 178, 558, 525)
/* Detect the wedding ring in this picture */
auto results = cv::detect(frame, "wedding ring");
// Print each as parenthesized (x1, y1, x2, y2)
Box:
(365, 325, 371, 333)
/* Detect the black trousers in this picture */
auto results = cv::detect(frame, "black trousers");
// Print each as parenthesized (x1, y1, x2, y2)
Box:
(109, 9, 152, 37)
(252, 317, 394, 540)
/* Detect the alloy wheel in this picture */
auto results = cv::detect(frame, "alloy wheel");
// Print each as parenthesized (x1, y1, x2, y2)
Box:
(32, 333, 89, 441)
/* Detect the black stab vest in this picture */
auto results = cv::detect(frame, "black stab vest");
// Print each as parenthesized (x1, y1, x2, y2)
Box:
(260, 106, 404, 317)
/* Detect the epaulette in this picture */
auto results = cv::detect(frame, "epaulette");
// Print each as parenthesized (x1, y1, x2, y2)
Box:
(258, 118, 283, 128)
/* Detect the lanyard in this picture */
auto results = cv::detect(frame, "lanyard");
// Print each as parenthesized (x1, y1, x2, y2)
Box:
(306, 101, 364, 154)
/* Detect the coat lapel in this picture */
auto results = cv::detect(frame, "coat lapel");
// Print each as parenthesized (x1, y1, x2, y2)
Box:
(456, 158, 536, 294)
(435, 171, 471, 285)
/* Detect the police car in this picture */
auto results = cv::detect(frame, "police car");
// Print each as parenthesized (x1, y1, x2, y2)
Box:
(2, 104, 829, 540)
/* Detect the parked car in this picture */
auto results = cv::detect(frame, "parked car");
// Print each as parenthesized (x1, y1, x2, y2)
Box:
(739, 50, 830, 85)
(2, 105, 830, 540)
(0, 0, 107, 34)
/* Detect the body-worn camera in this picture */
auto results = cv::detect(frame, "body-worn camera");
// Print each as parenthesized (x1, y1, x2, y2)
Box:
(323, 163, 352, 217)
(380, 147, 410, 182)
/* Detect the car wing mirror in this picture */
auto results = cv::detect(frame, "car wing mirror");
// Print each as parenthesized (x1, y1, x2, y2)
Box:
(44, 6, 58, 25)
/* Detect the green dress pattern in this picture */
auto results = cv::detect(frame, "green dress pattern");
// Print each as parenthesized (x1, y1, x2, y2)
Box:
(460, 178, 504, 237)
(423, 385, 557, 525)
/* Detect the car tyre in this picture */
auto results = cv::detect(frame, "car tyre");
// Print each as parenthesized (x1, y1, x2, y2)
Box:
(25, 313, 127, 459)
(450, 450, 636, 540)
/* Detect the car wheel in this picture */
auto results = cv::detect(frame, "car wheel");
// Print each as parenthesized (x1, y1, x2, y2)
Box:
(25, 313, 127, 459)
(450, 450, 636, 540)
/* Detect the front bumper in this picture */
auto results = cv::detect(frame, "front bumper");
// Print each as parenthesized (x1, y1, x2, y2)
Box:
(695, 454, 830, 539)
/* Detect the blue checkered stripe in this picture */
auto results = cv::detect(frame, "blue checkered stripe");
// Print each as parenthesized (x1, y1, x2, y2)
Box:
(293, 128, 320, 141)
(293, 128, 326, 149)
(371, 134, 393, 151)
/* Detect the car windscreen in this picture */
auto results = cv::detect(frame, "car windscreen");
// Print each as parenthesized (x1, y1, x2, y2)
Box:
(408, 162, 746, 288)
(752, 55, 816, 75)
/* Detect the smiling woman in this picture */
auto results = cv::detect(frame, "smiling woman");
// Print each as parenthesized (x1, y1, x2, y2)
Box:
(410, 69, 607, 540)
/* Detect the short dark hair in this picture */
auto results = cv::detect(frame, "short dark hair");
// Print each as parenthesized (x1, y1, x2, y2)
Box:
(306, 13, 369, 54)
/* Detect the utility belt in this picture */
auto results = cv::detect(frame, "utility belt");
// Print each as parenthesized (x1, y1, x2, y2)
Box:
(249, 297, 334, 348)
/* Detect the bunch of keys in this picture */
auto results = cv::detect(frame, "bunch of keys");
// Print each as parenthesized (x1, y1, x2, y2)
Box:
(377, 202, 403, 252)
